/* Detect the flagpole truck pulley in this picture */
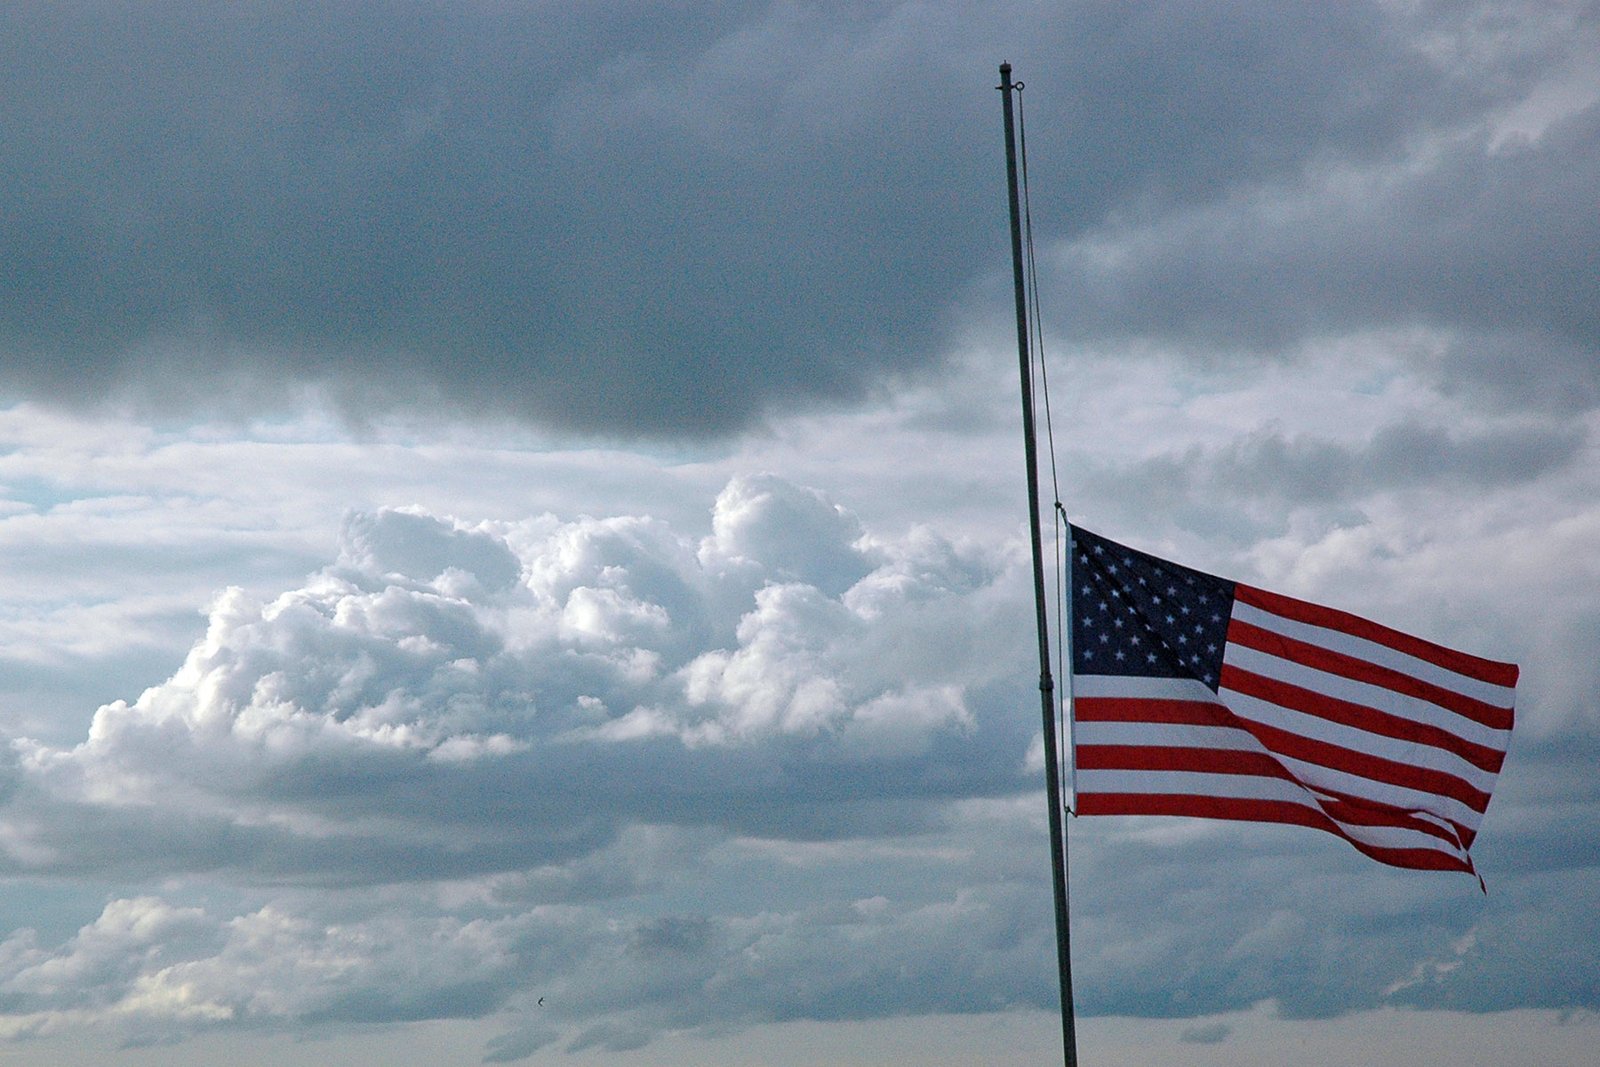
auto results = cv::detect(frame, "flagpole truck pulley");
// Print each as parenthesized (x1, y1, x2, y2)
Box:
(998, 61, 1079, 1067)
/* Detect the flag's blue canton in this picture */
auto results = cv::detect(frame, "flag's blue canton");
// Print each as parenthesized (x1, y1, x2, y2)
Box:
(1070, 525, 1237, 689)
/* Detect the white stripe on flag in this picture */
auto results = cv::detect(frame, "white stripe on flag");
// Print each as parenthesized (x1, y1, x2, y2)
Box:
(1074, 719, 1261, 752)
(1253, 743, 1487, 834)
(1072, 769, 1466, 856)
(1231, 599, 1515, 707)
(1215, 685, 1500, 795)
(1077, 713, 1490, 835)
(1222, 643, 1511, 752)
(1072, 674, 1213, 701)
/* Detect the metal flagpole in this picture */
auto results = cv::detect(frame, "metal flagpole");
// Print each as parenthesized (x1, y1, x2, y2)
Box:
(998, 61, 1079, 1067)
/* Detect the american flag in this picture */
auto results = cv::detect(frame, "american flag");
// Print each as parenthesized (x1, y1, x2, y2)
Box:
(1068, 524, 1517, 878)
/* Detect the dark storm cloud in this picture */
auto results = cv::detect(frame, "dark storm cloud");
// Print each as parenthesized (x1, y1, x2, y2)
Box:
(1049, 95, 1600, 403)
(1089, 417, 1585, 520)
(0, 1, 1538, 435)
(1, 1, 989, 434)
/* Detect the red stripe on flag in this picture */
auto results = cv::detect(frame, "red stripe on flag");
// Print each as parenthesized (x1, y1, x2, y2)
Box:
(1219, 663, 1508, 774)
(1229, 714, 1492, 813)
(1074, 780, 1469, 848)
(1234, 584, 1520, 689)
(1075, 744, 1290, 780)
(1078, 737, 1480, 845)
(1228, 618, 1514, 732)
(1311, 787, 1474, 849)
(1072, 793, 1473, 873)
(1077, 792, 1327, 829)
(1222, 660, 1507, 774)
(1072, 696, 1225, 726)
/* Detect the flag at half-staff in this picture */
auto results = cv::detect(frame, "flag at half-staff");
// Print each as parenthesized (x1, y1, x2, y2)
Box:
(1068, 524, 1517, 880)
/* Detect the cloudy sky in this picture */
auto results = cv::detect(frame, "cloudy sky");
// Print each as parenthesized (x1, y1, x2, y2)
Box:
(1, 1, 1597, 1064)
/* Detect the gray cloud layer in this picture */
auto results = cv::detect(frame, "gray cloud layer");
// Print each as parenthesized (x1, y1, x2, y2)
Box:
(4, 2, 987, 432)
(6, 2, 1593, 433)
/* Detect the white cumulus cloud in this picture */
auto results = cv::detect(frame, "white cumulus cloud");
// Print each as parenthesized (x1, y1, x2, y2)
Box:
(0, 476, 1035, 889)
